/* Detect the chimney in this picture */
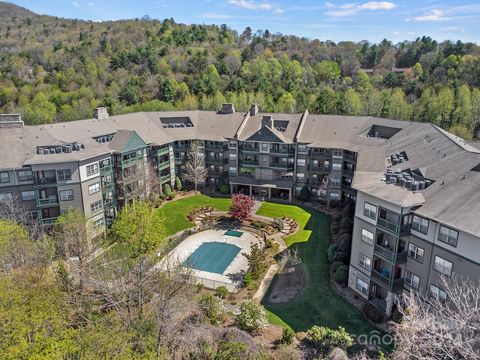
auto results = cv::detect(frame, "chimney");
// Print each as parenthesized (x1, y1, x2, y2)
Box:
(261, 115, 273, 128)
(93, 107, 109, 120)
(0, 114, 24, 128)
(250, 104, 258, 116)
(220, 103, 235, 114)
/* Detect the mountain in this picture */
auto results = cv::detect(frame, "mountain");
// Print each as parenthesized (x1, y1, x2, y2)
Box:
(0, 2, 479, 139)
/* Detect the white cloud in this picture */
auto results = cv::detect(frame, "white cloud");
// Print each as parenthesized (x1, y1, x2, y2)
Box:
(228, 0, 283, 13)
(72, 1, 79, 7)
(326, 1, 396, 17)
(413, 9, 449, 22)
(88, 2, 94, 6)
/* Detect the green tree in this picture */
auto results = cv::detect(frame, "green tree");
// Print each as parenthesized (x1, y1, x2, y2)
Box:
(452, 84, 473, 127)
(276, 92, 296, 113)
(198, 293, 224, 325)
(313, 86, 337, 114)
(355, 70, 371, 92)
(119, 78, 141, 105)
(111, 200, 165, 256)
(389, 88, 412, 120)
(0, 220, 36, 271)
(24, 92, 56, 124)
(316, 60, 341, 83)
(342, 89, 362, 115)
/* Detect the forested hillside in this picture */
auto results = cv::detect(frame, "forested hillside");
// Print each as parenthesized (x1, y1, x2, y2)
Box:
(1, 2, 480, 138)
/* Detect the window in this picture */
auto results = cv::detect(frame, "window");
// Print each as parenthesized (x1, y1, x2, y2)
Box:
(57, 169, 72, 181)
(93, 217, 105, 228)
(229, 153, 237, 160)
(297, 158, 306, 166)
(429, 284, 447, 302)
(90, 200, 103, 213)
(361, 228, 374, 246)
(332, 163, 342, 171)
(359, 254, 371, 271)
(228, 166, 237, 175)
(329, 192, 340, 200)
(260, 143, 269, 153)
(355, 277, 369, 296)
(0, 192, 12, 203)
(228, 141, 237, 149)
(298, 144, 308, 153)
(405, 271, 420, 290)
(408, 243, 425, 263)
(434, 256, 453, 277)
(21, 190, 35, 201)
(438, 226, 458, 247)
(0, 172, 10, 183)
(363, 202, 377, 220)
(59, 189, 74, 201)
(89, 183, 100, 195)
(296, 173, 305, 180)
(86, 163, 99, 176)
(412, 215, 429, 235)
(18, 170, 33, 181)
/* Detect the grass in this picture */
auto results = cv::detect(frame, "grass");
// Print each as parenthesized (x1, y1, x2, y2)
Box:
(256, 202, 375, 336)
(156, 194, 231, 236)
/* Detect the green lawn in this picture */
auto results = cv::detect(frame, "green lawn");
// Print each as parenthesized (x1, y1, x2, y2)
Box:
(156, 194, 231, 236)
(256, 202, 374, 336)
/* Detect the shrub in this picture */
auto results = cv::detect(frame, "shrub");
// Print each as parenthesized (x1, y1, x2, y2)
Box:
(163, 183, 172, 196)
(299, 185, 312, 202)
(219, 184, 230, 194)
(174, 176, 182, 191)
(280, 327, 295, 345)
(243, 272, 253, 287)
(307, 325, 353, 350)
(215, 286, 228, 299)
(331, 261, 344, 273)
(330, 220, 339, 235)
(235, 300, 268, 334)
(391, 306, 403, 324)
(198, 293, 223, 325)
(327, 244, 338, 263)
(334, 266, 348, 286)
(195, 283, 203, 292)
(362, 303, 386, 323)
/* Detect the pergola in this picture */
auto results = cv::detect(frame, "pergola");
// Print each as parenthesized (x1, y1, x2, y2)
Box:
(229, 175, 294, 201)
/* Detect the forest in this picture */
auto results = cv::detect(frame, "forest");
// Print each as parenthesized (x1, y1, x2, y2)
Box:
(1, 2, 480, 139)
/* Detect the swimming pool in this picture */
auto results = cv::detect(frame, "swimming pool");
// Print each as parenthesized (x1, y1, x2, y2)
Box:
(183, 242, 241, 274)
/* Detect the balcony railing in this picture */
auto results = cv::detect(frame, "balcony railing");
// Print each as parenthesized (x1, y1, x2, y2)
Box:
(157, 147, 169, 156)
(40, 217, 57, 226)
(121, 155, 144, 167)
(161, 175, 171, 183)
(239, 146, 259, 153)
(343, 169, 354, 178)
(240, 161, 259, 167)
(270, 148, 295, 155)
(370, 297, 387, 312)
(269, 163, 294, 169)
(377, 217, 400, 234)
(371, 269, 391, 286)
(344, 153, 357, 162)
(374, 244, 394, 262)
(36, 196, 59, 207)
(34, 177, 57, 185)
(159, 161, 170, 170)
(100, 164, 113, 174)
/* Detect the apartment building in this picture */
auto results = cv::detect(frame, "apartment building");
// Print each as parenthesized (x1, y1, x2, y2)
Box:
(0, 105, 479, 315)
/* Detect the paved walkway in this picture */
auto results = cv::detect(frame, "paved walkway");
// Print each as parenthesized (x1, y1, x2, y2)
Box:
(253, 263, 279, 301)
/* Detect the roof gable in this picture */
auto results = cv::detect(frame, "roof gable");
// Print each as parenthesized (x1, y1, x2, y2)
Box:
(109, 130, 147, 153)
(246, 126, 285, 143)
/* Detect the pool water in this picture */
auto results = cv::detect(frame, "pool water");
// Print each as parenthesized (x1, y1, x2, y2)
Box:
(183, 242, 241, 274)
(224, 230, 243, 237)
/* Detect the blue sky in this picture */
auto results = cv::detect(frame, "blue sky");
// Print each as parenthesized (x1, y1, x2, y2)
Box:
(10, 0, 480, 43)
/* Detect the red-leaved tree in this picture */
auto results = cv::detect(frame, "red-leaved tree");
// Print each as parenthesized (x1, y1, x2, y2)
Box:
(229, 194, 255, 221)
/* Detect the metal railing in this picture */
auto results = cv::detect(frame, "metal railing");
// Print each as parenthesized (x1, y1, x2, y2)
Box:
(377, 217, 399, 234)
(40, 217, 57, 226)
(159, 161, 170, 170)
(34, 177, 57, 185)
(36, 196, 59, 207)
(157, 147, 169, 156)
(374, 244, 394, 262)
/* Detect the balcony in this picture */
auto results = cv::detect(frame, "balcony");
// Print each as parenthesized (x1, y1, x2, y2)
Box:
(370, 297, 387, 312)
(239, 146, 259, 153)
(344, 153, 357, 162)
(374, 244, 395, 262)
(159, 161, 170, 170)
(34, 177, 57, 185)
(377, 217, 400, 234)
(270, 147, 295, 155)
(161, 175, 171, 183)
(371, 269, 391, 286)
(157, 147, 169, 156)
(121, 155, 144, 168)
(36, 196, 59, 207)
(343, 169, 354, 178)
(240, 161, 259, 167)
(269, 163, 294, 170)
(100, 164, 113, 174)
(40, 217, 57, 226)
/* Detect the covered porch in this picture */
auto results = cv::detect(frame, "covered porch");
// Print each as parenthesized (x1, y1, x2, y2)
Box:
(229, 176, 293, 201)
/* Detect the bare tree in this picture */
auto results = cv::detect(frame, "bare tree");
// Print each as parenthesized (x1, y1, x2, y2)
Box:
(319, 174, 331, 208)
(392, 276, 480, 360)
(0, 195, 43, 239)
(145, 162, 161, 196)
(54, 208, 96, 291)
(182, 140, 207, 191)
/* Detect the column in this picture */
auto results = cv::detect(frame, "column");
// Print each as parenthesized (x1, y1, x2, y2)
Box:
(268, 187, 271, 199)
(230, 183, 234, 194)
(288, 189, 292, 202)
(249, 185, 252, 196)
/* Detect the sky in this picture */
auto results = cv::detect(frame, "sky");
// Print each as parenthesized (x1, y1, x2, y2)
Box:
(9, 0, 480, 43)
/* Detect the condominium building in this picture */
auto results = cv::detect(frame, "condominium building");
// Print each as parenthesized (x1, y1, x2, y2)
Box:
(0, 105, 479, 315)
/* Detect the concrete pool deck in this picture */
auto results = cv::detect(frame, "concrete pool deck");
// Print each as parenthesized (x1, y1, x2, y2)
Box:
(155, 229, 262, 292)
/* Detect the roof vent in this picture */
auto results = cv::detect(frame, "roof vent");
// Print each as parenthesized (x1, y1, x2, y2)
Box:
(0, 114, 24, 128)
(250, 104, 259, 116)
(93, 107, 109, 120)
(220, 103, 235, 114)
